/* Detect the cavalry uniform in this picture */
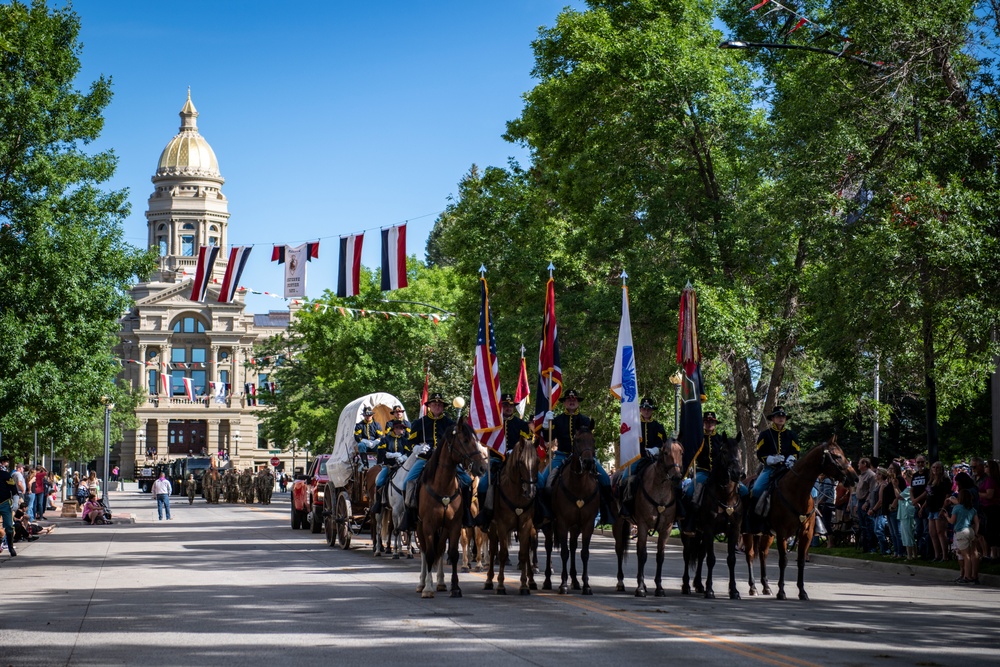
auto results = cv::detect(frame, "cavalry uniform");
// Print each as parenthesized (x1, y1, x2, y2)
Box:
(750, 407, 800, 501)
(479, 398, 532, 498)
(639, 418, 669, 458)
(354, 418, 383, 442)
(373, 424, 411, 513)
(404, 394, 459, 496)
(377, 430, 411, 466)
(537, 389, 610, 497)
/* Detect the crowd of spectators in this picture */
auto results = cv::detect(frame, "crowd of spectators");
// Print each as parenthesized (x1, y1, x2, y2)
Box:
(1, 457, 61, 556)
(834, 453, 998, 585)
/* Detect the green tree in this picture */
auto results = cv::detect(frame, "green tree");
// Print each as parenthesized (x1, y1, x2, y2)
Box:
(0, 1, 155, 461)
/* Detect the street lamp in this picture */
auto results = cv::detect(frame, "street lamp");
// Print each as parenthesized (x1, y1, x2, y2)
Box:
(138, 430, 147, 460)
(102, 398, 114, 508)
(669, 371, 683, 437)
(233, 431, 241, 460)
(718, 40, 886, 70)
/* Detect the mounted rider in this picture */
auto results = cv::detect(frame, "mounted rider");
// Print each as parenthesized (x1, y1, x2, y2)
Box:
(616, 397, 669, 512)
(749, 405, 800, 518)
(354, 407, 383, 471)
(478, 392, 532, 526)
(402, 392, 474, 528)
(537, 388, 614, 524)
(680, 410, 726, 534)
(371, 419, 412, 514)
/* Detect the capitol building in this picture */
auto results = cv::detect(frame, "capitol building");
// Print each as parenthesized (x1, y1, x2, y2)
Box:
(112, 93, 293, 480)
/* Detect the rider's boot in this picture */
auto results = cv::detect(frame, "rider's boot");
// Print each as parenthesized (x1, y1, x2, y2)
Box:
(599, 485, 615, 526)
(371, 486, 383, 515)
(461, 485, 475, 528)
(681, 496, 698, 536)
(478, 485, 494, 528)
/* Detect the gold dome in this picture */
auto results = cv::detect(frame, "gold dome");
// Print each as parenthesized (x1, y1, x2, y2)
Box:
(156, 90, 220, 177)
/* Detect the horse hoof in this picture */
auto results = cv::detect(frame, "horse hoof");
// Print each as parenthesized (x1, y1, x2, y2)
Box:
(421, 591, 434, 599)
(635, 589, 646, 598)
(704, 591, 715, 599)
(520, 588, 530, 596)
(572, 581, 581, 591)
(529, 582, 538, 590)
(582, 587, 592, 596)
(374, 552, 382, 558)
(799, 591, 809, 601)
(776, 591, 786, 600)
(484, 582, 493, 590)
(749, 588, 757, 597)
(763, 587, 772, 596)
(393, 554, 400, 560)
(451, 589, 462, 598)
(461, 566, 469, 573)
(616, 583, 626, 593)
(436, 583, 448, 592)
(681, 585, 691, 595)
(654, 589, 666, 598)
(407, 554, 414, 559)
(558, 585, 568, 595)
(543, 581, 552, 591)
(730, 590, 741, 600)
(695, 584, 705, 594)
(496, 587, 506, 595)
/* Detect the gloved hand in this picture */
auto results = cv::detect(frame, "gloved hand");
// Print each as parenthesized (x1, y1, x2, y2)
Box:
(646, 447, 660, 458)
(542, 411, 555, 429)
(416, 444, 431, 456)
(766, 454, 783, 466)
(785, 455, 796, 468)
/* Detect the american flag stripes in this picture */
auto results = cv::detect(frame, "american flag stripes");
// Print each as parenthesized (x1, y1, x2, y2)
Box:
(337, 233, 364, 298)
(380, 223, 407, 291)
(514, 353, 530, 419)
(189, 245, 220, 302)
(218, 246, 252, 303)
(469, 276, 504, 454)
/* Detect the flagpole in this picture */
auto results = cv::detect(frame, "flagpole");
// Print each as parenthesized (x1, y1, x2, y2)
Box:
(546, 262, 555, 462)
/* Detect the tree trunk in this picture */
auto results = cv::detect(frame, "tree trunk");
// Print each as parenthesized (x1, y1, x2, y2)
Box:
(923, 303, 939, 462)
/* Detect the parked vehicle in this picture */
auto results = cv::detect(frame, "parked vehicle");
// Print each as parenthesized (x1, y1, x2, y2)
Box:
(291, 454, 332, 533)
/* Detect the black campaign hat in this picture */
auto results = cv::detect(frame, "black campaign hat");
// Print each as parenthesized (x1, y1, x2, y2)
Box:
(639, 397, 656, 409)
(425, 392, 446, 406)
(767, 405, 790, 419)
(500, 393, 517, 405)
(361, 406, 373, 416)
(558, 389, 583, 402)
(703, 411, 719, 423)
(389, 419, 407, 429)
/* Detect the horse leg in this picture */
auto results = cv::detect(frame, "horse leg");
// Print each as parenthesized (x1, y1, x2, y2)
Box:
(616, 520, 628, 593)
(497, 532, 508, 596)
(460, 528, 470, 573)
(558, 531, 570, 594)
(635, 527, 648, 597)
(570, 531, 581, 590)
(728, 524, 741, 600)
(419, 552, 433, 597)
(581, 527, 593, 596)
(776, 537, 789, 600)
(484, 529, 496, 590)
(681, 534, 692, 595)
(436, 543, 448, 593)
(745, 534, 757, 596)
(704, 531, 716, 599)
(797, 530, 810, 600)
(760, 537, 773, 596)
(543, 526, 554, 590)
(654, 530, 667, 597)
(449, 532, 462, 598)
(519, 523, 533, 595)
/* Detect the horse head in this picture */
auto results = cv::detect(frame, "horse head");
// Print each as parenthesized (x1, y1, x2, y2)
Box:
(714, 431, 743, 485)
(572, 427, 597, 474)
(447, 415, 488, 478)
(659, 439, 684, 484)
(508, 436, 539, 500)
(819, 435, 858, 488)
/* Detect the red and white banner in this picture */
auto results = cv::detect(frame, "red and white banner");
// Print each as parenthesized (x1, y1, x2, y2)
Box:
(160, 372, 171, 396)
(218, 246, 252, 303)
(419, 366, 429, 418)
(337, 233, 364, 298)
(189, 245, 220, 302)
(514, 353, 530, 419)
(380, 223, 407, 291)
(183, 377, 196, 401)
(470, 276, 504, 454)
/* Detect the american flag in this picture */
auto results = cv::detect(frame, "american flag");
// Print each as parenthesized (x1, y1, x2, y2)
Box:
(470, 276, 504, 454)
(676, 282, 704, 473)
(532, 276, 562, 432)
(514, 351, 530, 419)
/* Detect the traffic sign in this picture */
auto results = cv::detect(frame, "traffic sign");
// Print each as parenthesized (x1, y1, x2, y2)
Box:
(270, 456, 281, 467)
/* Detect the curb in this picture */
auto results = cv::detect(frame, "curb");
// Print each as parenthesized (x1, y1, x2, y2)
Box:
(806, 553, 1000, 587)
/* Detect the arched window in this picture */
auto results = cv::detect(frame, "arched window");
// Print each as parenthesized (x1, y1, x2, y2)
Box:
(181, 223, 195, 230)
(181, 235, 194, 256)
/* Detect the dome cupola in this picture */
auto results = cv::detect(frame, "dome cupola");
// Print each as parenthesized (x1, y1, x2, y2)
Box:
(156, 89, 220, 177)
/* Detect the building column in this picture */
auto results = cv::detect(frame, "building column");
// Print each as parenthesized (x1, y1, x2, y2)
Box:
(211, 344, 220, 383)
(207, 419, 219, 457)
(138, 345, 148, 394)
(156, 419, 169, 460)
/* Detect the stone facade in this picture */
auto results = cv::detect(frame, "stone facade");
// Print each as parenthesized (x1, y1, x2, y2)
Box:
(113, 93, 294, 479)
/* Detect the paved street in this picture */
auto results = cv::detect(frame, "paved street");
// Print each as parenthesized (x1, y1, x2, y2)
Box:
(2, 491, 996, 667)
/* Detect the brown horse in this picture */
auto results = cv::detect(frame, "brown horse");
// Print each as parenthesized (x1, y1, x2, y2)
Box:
(365, 465, 392, 556)
(415, 417, 488, 598)
(542, 429, 600, 595)
(612, 440, 684, 597)
(681, 433, 744, 599)
(742, 436, 858, 600)
(484, 437, 539, 595)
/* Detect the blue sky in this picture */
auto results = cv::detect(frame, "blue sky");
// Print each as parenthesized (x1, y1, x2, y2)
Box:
(71, 1, 583, 313)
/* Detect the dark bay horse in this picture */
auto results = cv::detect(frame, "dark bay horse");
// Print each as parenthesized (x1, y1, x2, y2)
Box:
(742, 436, 858, 600)
(612, 441, 684, 597)
(681, 433, 744, 599)
(416, 417, 488, 598)
(484, 436, 539, 595)
(542, 429, 600, 595)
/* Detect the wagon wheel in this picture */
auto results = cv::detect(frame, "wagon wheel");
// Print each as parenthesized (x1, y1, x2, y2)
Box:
(336, 491, 353, 549)
(324, 485, 337, 547)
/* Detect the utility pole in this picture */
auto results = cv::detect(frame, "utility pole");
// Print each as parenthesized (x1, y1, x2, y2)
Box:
(873, 358, 880, 460)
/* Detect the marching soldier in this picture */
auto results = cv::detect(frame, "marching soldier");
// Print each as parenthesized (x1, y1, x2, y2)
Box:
(371, 419, 412, 514)
(184, 473, 196, 504)
(478, 393, 532, 526)
(537, 389, 614, 523)
(750, 405, 800, 515)
(354, 407, 383, 470)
